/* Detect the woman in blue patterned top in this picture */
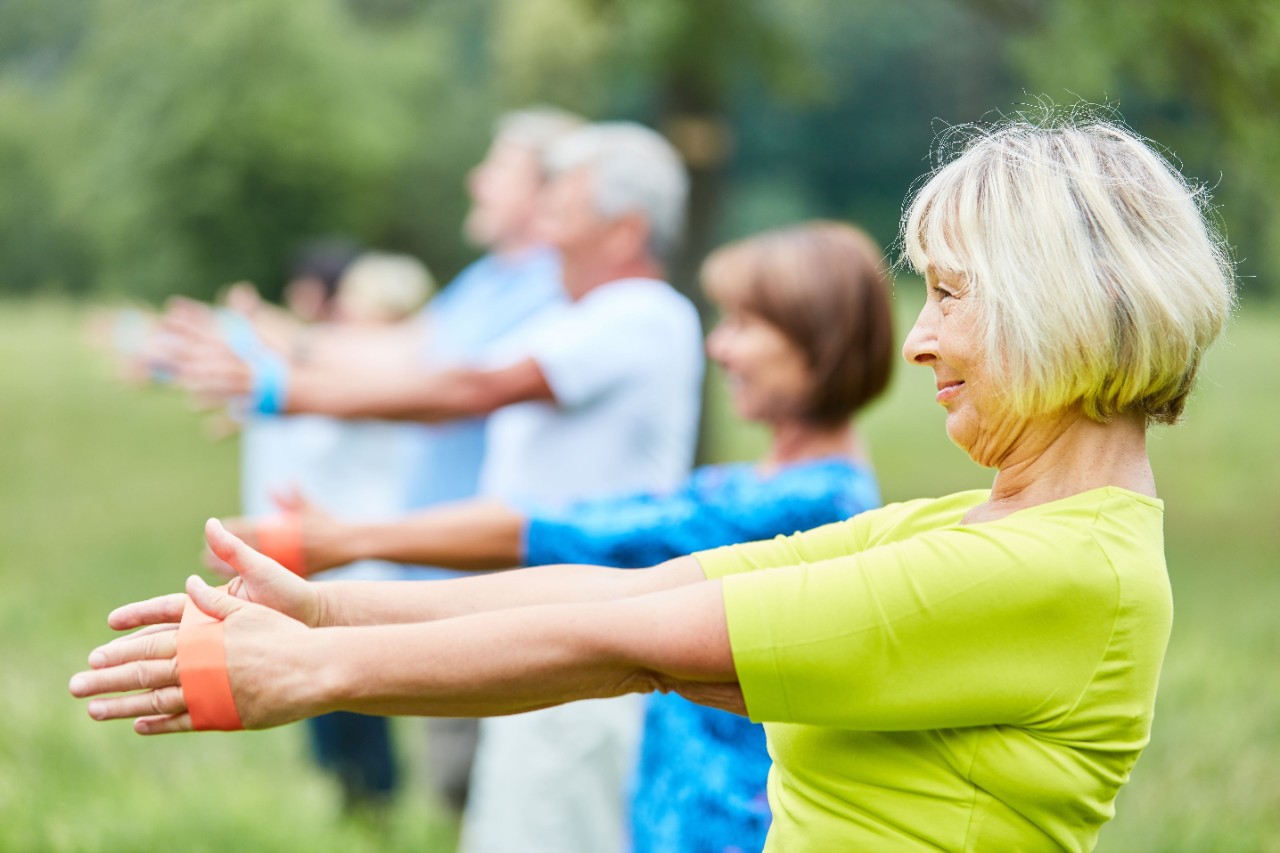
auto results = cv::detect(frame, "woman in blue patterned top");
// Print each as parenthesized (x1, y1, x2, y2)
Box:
(221, 221, 895, 852)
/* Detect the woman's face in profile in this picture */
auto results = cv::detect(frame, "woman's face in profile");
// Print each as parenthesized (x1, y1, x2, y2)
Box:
(904, 269, 1021, 466)
(706, 306, 814, 425)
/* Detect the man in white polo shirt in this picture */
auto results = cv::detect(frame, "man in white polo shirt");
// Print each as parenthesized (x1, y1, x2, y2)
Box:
(457, 124, 702, 853)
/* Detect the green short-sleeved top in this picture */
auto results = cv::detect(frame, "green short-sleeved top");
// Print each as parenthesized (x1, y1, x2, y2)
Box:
(695, 487, 1170, 853)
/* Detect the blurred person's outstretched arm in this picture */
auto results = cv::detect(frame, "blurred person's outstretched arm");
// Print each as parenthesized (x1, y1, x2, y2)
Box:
(222, 282, 432, 373)
(221, 495, 527, 574)
(279, 357, 554, 422)
(164, 299, 550, 422)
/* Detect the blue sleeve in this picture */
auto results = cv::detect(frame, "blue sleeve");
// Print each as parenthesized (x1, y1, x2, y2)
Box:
(525, 463, 880, 569)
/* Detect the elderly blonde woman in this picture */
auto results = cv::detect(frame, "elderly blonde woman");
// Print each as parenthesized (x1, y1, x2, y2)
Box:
(72, 115, 1233, 851)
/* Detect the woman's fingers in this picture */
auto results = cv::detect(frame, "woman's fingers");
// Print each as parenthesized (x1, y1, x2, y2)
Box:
(87, 685, 188, 722)
(135, 713, 194, 735)
(186, 573, 243, 621)
(69, 657, 180, 699)
(202, 544, 238, 579)
(107, 593, 187, 631)
(89, 625, 178, 669)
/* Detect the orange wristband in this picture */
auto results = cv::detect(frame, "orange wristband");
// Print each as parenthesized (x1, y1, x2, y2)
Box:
(257, 513, 307, 577)
(176, 596, 244, 731)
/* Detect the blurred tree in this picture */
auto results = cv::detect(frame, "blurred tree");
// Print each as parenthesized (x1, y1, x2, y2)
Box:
(969, 0, 1279, 299)
(0, 87, 89, 293)
(481, 0, 831, 308)
(0, 0, 481, 299)
(56, 0, 449, 301)
(1, 0, 1271, 303)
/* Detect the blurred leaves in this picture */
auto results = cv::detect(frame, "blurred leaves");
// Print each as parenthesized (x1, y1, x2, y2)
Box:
(993, 0, 1280, 296)
(0, 0, 467, 299)
(0, 0, 1276, 300)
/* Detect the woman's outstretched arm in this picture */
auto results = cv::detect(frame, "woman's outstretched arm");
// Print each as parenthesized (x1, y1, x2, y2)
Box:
(71, 566, 742, 734)
(106, 520, 708, 636)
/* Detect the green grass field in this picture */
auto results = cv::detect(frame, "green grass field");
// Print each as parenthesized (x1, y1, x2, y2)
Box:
(2, 296, 1277, 851)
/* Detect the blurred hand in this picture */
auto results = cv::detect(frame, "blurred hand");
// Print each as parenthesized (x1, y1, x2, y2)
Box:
(122, 518, 324, 631)
(69, 572, 315, 734)
(272, 487, 349, 575)
(208, 488, 350, 578)
(222, 281, 263, 316)
(160, 302, 254, 403)
(83, 306, 180, 386)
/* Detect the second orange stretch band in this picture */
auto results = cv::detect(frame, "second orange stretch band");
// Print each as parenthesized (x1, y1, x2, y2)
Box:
(257, 514, 307, 577)
(175, 596, 244, 731)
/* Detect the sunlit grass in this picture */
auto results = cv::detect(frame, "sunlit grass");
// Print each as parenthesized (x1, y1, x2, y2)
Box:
(0, 300, 456, 852)
(2, 295, 1276, 851)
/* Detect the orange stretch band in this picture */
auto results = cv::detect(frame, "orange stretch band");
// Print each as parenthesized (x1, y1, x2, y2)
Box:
(257, 514, 307, 577)
(176, 596, 244, 731)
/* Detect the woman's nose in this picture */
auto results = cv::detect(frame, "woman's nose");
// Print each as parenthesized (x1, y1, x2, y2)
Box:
(902, 305, 938, 365)
(705, 323, 730, 361)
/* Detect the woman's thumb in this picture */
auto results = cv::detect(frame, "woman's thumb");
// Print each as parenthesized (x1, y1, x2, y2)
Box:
(205, 517, 285, 580)
(185, 574, 242, 621)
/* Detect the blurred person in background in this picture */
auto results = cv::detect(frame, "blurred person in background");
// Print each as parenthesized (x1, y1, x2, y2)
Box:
(220, 220, 895, 853)
(241, 249, 435, 816)
(157, 120, 703, 853)
(91, 109, 586, 817)
(76, 113, 1236, 852)
(234, 239, 363, 521)
(331, 252, 435, 326)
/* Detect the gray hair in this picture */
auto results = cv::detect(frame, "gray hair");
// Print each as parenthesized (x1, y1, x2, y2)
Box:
(903, 112, 1235, 424)
(494, 106, 587, 166)
(547, 122, 690, 260)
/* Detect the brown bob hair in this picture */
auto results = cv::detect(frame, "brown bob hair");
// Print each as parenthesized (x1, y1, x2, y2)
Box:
(701, 221, 894, 425)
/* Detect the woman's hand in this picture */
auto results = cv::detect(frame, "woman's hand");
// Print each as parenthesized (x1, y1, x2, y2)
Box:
(69, 573, 318, 733)
(128, 518, 326, 632)
(208, 489, 351, 578)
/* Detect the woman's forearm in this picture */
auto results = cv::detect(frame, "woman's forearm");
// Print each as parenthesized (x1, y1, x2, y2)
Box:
(318, 556, 706, 629)
(329, 500, 525, 572)
(308, 579, 740, 719)
(67, 561, 742, 731)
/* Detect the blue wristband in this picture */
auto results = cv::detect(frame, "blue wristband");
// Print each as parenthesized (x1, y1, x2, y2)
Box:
(216, 309, 289, 415)
(249, 349, 289, 415)
(216, 310, 262, 361)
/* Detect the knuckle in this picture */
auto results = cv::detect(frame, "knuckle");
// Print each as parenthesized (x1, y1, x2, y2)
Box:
(153, 685, 185, 715)
(131, 664, 153, 691)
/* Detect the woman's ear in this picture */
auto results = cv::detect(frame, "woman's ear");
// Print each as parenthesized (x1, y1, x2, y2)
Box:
(605, 211, 653, 260)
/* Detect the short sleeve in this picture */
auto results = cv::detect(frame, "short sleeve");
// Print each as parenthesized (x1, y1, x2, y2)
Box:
(527, 462, 884, 570)
(722, 521, 1119, 731)
(695, 492, 987, 580)
(696, 514, 874, 579)
(526, 282, 701, 408)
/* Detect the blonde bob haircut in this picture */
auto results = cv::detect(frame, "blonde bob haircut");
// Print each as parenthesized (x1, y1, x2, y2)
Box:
(903, 113, 1235, 424)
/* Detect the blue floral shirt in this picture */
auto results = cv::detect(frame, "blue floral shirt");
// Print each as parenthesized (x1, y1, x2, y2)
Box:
(524, 458, 881, 853)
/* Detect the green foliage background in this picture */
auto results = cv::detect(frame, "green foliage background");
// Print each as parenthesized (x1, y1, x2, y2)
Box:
(1, 0, 1278, 300)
